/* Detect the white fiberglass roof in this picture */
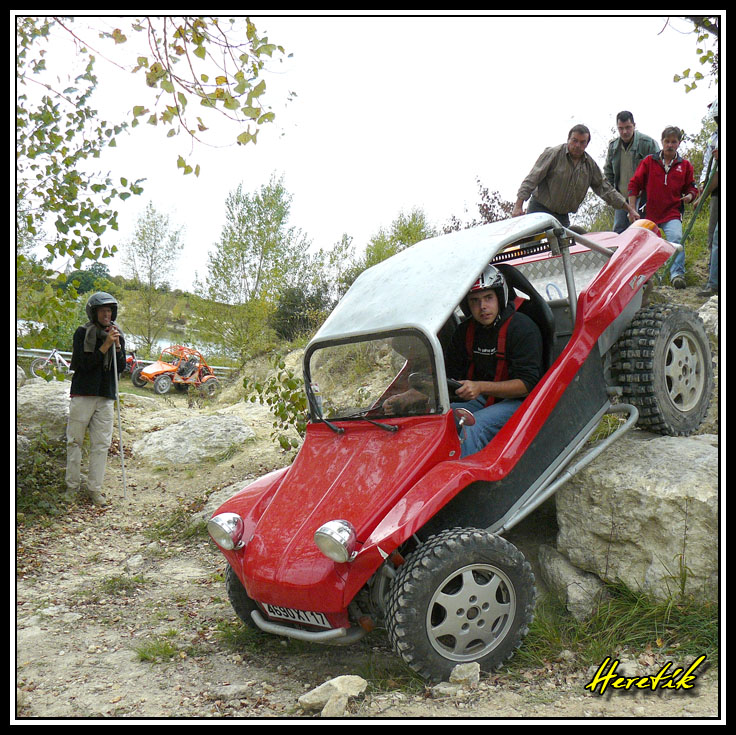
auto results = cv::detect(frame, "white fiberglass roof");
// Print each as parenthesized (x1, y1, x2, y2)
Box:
(310, 213, 562, 346)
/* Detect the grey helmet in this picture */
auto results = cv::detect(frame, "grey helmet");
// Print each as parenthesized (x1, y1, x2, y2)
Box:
(86, 291, 118, 323)
(469, 264, 508, 311)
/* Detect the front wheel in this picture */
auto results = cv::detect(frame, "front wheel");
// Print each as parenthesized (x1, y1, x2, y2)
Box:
(153, 374, 173, 395)
(225, 564, 260, 631)
(612, 304, 714, 435)
(386, 528, 536, 682)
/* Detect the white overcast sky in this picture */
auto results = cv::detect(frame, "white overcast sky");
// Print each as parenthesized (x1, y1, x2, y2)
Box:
(20, 12, 722, 291)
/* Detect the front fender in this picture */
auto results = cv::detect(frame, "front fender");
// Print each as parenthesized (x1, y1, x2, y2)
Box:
(343, 458, 476, 604)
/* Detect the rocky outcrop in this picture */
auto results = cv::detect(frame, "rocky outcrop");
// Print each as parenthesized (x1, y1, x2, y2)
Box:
(698, 295, 719, 337)
(131, 414, 255, 465)
(15, 378, 256, 468)
(16, 378, 71, 442)
(550, 431, 718, 606)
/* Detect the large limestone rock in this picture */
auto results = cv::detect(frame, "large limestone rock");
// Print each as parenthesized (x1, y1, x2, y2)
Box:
(698, 295, 718, 338)
(16, 378, 71, 441)
(132, 414, 255, 465)
(555, 431, 718, 602)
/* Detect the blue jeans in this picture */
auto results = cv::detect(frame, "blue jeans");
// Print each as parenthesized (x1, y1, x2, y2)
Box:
(527, 198, 570, 228)
(707, 223, 719, 290)
(452, 397, 524, 458)
(613, 207, 630, 234)
(659, 219, 684, 279)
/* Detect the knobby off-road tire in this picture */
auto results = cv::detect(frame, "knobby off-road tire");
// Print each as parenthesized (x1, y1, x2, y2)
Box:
(386, 528, 536, 682)
(199, 377, 220, 398)
(225, 563, 260, 631)
(612, 304, 714, 436)
(130, 366, 148, 388)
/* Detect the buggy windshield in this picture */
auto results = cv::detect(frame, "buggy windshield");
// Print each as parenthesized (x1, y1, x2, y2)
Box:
(306, 330, 441, 421)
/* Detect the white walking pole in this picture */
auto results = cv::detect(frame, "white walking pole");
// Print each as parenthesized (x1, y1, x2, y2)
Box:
(112, 346, 127, 499)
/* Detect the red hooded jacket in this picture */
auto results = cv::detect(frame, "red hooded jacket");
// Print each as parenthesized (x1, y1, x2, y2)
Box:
(628, 151, 698, 225)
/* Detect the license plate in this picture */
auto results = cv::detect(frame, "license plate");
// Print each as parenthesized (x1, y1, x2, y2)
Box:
(261, 603, 332, 629)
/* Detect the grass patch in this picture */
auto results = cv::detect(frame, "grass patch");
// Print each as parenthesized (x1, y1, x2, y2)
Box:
(99, 574, 148, 595)
(145, 498, 211, 542)
(511, 581, 719, 672)
(133, 634, 181, 663)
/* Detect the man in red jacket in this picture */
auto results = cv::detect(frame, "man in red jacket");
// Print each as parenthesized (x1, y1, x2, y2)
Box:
(628, 126, 698, 289)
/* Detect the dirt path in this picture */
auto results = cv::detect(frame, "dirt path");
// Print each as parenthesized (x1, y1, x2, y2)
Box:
(15, 384, 721, 721)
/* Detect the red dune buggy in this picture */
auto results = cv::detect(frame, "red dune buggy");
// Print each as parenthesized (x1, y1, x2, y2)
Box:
(131, 345, 219, 396)
(207, 213, 714, 681)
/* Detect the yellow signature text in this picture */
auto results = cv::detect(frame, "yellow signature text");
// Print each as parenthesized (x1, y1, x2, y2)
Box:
(584, 655, 707, 695)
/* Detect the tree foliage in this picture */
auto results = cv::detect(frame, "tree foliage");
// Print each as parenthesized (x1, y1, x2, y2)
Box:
(443, 178, 514, 232)
(192, 176, 312, 360)
(121, 202, 184, 354)
(16, 15, 288, 340)
(667, 15, 719, 93)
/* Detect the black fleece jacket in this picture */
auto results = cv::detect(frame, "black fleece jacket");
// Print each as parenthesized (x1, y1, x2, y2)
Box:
(69, 326, 126, 400)
(445, 306, 543, 394)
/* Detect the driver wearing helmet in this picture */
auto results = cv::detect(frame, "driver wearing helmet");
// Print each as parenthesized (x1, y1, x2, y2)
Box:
(446, 265, 543, 456)
(385, 265, 543, 457)
(65, 292, 126, 506)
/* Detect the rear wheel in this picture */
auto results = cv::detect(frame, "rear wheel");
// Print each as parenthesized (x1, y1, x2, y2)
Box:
(200, 377, 220, 398)
(386, 528, 535, 682)
(130, 366, 147, 388)
(612, 304, 714, 435)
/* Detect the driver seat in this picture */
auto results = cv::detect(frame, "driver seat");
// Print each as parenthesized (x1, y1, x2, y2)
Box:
(496, 263, 557, 371)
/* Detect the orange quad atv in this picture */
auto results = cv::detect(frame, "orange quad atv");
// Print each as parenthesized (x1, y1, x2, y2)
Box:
(131, 345, 220, 397)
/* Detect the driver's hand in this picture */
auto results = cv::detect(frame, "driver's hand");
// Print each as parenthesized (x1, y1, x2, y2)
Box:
(383, 395, 401, 415)
(455, 380, 483, 401)
(383, 388, 426, 415)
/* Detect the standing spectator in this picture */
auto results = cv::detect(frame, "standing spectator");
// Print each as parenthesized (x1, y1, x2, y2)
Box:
(603, 111, 660, 233)
(628, 126, 698, 289)
(65, 292, 126, 506)
(695, 146, 719, 296)
(513, 124, 639, 228)
(699, 99, 719, 292)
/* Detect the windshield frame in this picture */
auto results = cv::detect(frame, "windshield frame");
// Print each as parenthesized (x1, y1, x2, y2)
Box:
(304, 327, 449, 423)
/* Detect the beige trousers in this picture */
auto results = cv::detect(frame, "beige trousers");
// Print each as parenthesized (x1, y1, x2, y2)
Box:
(65, 396, 114, 494)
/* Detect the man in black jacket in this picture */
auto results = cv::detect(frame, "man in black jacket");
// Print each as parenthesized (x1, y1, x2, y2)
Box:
(445, 265, 543, 457)
(65, 292, 126, 506)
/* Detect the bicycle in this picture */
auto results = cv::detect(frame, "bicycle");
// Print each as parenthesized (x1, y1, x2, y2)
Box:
(30, 348, 73, 379)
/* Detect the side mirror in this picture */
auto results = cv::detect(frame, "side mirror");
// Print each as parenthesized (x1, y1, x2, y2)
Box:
(453, 407, 476, 427)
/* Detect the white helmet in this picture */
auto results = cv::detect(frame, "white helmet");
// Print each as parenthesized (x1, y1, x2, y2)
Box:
(469, 264, 508, 310)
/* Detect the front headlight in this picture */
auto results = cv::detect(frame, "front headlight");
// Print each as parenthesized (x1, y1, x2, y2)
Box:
(314, 520, 357, 563)
(207, 512, 245, 550)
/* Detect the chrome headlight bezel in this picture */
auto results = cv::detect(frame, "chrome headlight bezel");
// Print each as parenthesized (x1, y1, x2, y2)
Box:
(314, 519, 357, 563)
(207, 512, 245, 550)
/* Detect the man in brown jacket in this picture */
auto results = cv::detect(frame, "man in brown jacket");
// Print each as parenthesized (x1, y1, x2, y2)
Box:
(513, 124, 640, 228)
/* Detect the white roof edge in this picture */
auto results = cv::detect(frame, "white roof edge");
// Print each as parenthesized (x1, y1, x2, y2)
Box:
(309, 213, 562, 347)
